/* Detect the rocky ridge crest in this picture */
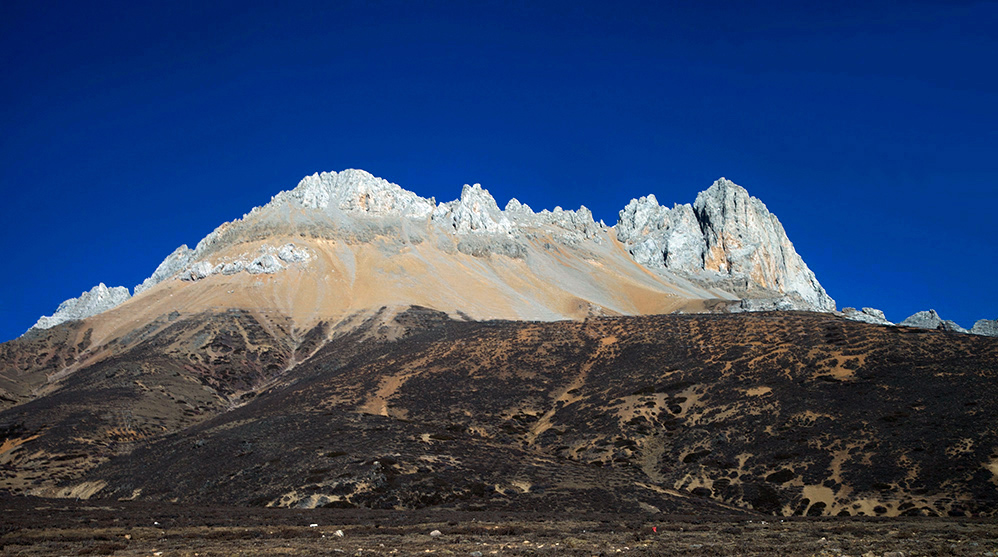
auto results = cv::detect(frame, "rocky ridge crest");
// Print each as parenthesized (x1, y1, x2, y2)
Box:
(971, 319, 998, 337)
(29, 169, 842, 334)
(31, 283, 131, 330)
(900, 309, 969, 333)
(897, 310, 998, 337)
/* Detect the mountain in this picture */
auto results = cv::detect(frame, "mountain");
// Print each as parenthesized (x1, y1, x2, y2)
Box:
(26, 170, 833, 339)
(3, 169, 996, 517)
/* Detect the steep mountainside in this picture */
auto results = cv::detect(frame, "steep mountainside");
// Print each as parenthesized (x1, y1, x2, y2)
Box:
(2, 308, 997, 516)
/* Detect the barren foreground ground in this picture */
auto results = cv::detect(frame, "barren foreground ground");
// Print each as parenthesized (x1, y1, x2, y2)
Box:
(2, 497, 996, 556)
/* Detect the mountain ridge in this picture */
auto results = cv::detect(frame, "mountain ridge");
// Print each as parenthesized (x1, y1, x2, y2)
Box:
(27, 169, 834, 336)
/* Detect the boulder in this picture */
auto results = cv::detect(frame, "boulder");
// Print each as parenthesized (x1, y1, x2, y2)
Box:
(900, 310, 968, 333)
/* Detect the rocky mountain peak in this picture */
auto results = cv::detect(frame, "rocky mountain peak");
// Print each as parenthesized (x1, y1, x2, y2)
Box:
(616, 195, 705, 272)
(32, 282, 131, 330)
(504, 198, 533, 215)
(900, 309, 968, 333)
(279, 169, 437, 218)
(693, 178, 833, 310)
(617, 177, 835, 312)
(433, 183, 513, 234)
(27, 170, 848, 336)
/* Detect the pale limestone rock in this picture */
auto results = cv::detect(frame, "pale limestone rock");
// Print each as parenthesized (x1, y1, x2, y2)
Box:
(615, 178, 834, 312)
(537, 205, 602, 241)
(504, 198, 533, 215)
(277, 243, 311, 263)
(135, 245, 194, 294)
(731, 297, 801, 312)
(219, 261, 245, 275)
(433, 183, 513, 234)
(862, 307, 888, 321)
(178, 244, 309, 282)
(280, 169, 436, 218)
(31, 283, 131, 330)
(970, 319, 998, 337)
(900, 310, 968, 333)
(246, 254, 283, 274)
(182, 261, 215, 281)
(842, 307, 893, 325)
(693, 179, 834, 312)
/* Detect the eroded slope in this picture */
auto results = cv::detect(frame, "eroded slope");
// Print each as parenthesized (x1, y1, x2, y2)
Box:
(48, 310, 998, 516)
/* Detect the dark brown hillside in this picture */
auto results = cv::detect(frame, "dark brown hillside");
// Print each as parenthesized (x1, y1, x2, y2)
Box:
(51, 309, 998, 517)
(0, 321, 95, 410)
(0, 309, 324, 497)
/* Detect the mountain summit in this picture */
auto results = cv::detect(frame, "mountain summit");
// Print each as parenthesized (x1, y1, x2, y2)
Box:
(28, 169, 834, 338)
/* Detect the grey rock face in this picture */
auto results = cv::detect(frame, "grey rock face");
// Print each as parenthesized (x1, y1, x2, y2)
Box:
(31, 283, 131, 331)
(504, 198, 532, 215)
(218, 261, 246, 275)
(538, 206, 603, 242)
(180, 243, 312, 282)
(246, 254, 283, 274)
(279, 169, 437, 218)
(277, 243, 310, 263)
(616, 178, 835, 312)
(616, 196, 705, 271)
(182, 261, 215, 281)
(504, 197, 604, 245)
(842, 307, 893, 325)
(731, 297, 804, 312)
(900, 310, 968, 333)
(134, 245, 194, 294)
(970, 319, 998, 337)
(433, 183, 513, 234)
(694, 179, 834, 311)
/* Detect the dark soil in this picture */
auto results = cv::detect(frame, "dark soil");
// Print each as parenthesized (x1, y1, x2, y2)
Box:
(2, 496, 996, 556)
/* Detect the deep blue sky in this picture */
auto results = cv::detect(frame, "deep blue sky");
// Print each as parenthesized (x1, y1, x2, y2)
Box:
(2, 1, 996, 341)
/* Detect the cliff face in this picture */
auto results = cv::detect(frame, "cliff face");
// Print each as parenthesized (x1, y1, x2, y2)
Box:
(616, 178, 835, 312)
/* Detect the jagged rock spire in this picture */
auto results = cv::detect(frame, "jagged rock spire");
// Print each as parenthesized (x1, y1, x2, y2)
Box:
(616, 178, 835, 311)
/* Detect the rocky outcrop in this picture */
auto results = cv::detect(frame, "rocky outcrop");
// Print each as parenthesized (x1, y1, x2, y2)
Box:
(31, 283, 131, 331)
(277, 169, 436, 218)
(970, 319, 998, 337)
(842, 307, 892, 326)
(180, 243, 312, 282)
(900, 310, 968, 333)
(616, 195, 705, 271)
(134, 245, 194, 294)
(616, 178, 835, 312)
(433, 183, 513, 234)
